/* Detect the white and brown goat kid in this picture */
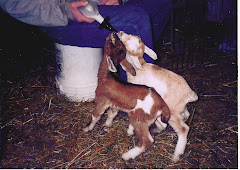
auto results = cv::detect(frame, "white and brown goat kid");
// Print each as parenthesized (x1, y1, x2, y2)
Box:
(117, 31, 198, 162)
(83, 33, 171, 160)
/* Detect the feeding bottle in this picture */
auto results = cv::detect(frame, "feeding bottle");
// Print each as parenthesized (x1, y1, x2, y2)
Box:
(78, 0, 117, 32)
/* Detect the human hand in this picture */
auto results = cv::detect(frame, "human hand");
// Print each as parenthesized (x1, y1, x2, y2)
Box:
(69, 0, 95, 23)
(98, 0, 120, 5)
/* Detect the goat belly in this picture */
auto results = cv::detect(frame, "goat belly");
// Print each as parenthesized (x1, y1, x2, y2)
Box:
(109, 92, 143, 111)
(129, 108, 154, 123)
(96, 83, 149, 111)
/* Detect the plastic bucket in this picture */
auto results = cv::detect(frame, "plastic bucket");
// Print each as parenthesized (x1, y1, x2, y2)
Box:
(55, 43, 103, 101)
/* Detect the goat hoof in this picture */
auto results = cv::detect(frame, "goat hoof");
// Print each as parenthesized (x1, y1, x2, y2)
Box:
(172, 154, 180, 162)
(122, 153, 130, 161)
(104, 121, 112, 127)
(103, 127, 110, 133)
(122, 147, 142, 160)
(127, 124, 134, 136)
(82, 127, 90, 133)
(127, 129, 134, 136)
(152, 127, 163, 133)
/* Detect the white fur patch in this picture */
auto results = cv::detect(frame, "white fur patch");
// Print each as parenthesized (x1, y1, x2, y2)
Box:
(122, 147, 143, 160)
(148, 133, 154, 143)
(128, 68, 168, 98)
(148, 75, 167, 98)
(82, 115, 98, 132)
(133, 92, 153, 115)
(172, 134, 187, 162)
(117, 32, 140, 53)
(127, 124, 134, 136)
(153, 116, 167, 133)
(144, 45, 157, 60)
(129, 55, 143, 69)
(126, 53, 134, 64)
(127, 37, 141, 53)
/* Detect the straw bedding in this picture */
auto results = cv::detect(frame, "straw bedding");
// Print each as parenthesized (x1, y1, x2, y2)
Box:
(0, 29, 237, 168)
(0, 48, 237, 169)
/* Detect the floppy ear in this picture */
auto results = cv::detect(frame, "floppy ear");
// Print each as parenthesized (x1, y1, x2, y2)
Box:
(120, 59, 136, 76)
(106, 56, 117, 73)
(126, 53, 144, 70)
(144, 45, 158, 60)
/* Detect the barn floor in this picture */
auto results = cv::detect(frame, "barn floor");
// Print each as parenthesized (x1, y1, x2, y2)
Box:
(0, 17, 238, 168)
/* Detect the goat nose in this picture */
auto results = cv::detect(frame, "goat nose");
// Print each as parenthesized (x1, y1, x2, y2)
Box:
(117, 31, 123, 37)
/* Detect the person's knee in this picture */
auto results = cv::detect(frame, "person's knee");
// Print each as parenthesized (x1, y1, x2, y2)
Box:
(122, 5, 152, 38)
(126, 5, 151, 24)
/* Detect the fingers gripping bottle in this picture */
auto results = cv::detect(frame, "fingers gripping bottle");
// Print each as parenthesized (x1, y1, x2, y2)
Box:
(78, 0, 117, 32)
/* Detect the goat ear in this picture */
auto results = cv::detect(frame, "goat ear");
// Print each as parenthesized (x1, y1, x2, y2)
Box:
(127, 54, 144, 70)
(144, 45, 158, 60)
(106, 56, 117, 73)
(120, 59, 136, 76)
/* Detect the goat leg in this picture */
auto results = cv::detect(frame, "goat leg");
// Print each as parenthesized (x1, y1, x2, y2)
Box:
(152, 117, 167, 133)
(104, 108, 119, 127)
(83, 102, 108, 132)
(127, 124, 134, 136)
(168, 115, 189, 162)
(122, 122, 153, 160)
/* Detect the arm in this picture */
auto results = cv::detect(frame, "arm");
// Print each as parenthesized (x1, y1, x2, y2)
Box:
(98, 0, 129, 5)
(122, 0, 129, 4)
(0, 0, 93, 27)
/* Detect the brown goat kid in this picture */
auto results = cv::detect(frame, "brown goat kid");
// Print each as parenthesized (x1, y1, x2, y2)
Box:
(83, 33, 171, 160)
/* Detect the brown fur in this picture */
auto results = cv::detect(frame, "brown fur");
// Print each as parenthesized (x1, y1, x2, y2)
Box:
(117, 31, 198, 162)
(83, 33, 171, 160)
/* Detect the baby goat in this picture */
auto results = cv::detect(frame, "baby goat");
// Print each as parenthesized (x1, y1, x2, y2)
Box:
(117, 31, 198, 162)
(83, 33, 171, 160)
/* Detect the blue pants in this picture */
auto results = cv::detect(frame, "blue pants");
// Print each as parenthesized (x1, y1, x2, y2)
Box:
(41, 0, 171, 80)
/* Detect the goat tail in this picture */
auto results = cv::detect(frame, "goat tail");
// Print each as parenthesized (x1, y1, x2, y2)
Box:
(160, 105, 171, 123)
(188, 91, 198, 103)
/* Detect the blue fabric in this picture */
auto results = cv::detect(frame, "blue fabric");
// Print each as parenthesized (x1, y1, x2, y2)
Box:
(41, 5, 153, 47)
(41, 0, 171, 80)
(126, 0, 171, 43)
(206, 0, 234, 22)
(218, 35, 237, 53)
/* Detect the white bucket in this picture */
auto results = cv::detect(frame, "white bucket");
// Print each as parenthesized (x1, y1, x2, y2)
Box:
(55, 43, 103, 102)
